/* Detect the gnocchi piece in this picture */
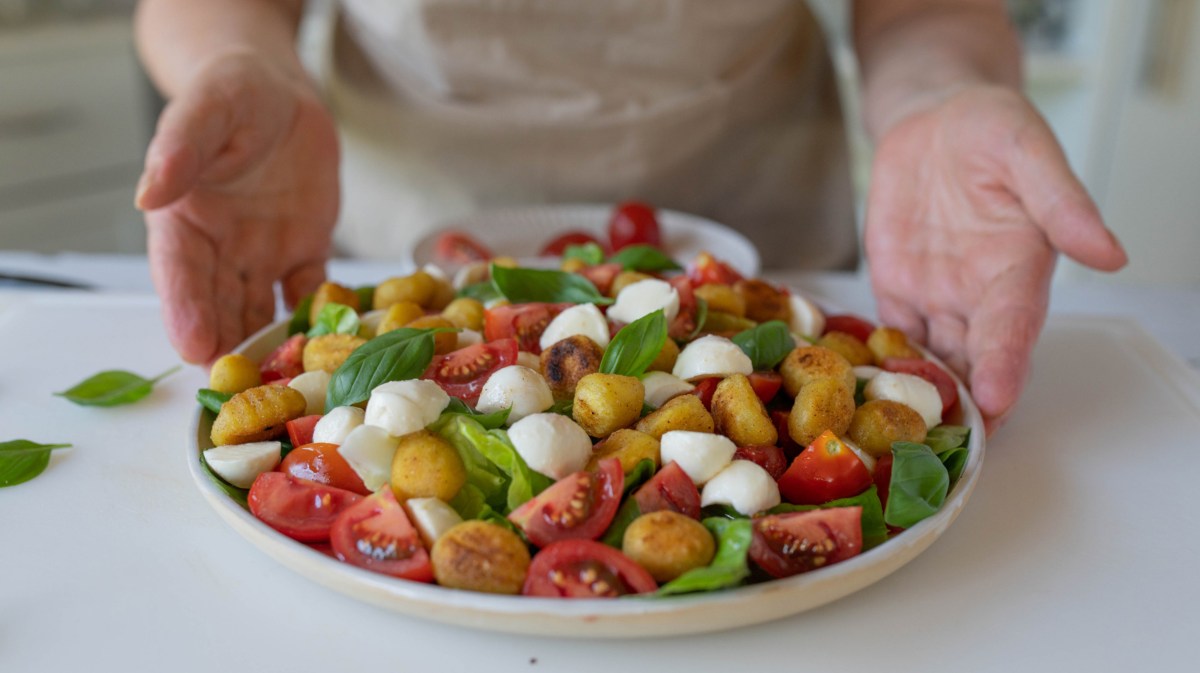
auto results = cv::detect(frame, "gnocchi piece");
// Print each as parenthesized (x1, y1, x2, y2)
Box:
(847, 400, 928, 456)
(817, 331, 875, 367)
(587, 428, 661, 474)
(635, 393, 714, 440)
(610, 271, 655, 297)
(431, 521, 530, 595)
(622, 511, 715, 583)
(309, 281, 360, 325)
(302, 334, 367, 373)
(375, 301, 425, 335)
(209, 353, 261, 394)
(390, 430, 467, 503)
(210, 384, 307, 447)
(440, 297, 485, 331)
(539, 335, 604, 399)
(572, 373, 645, 438)
(787, 378, 855, 447)
(867, 326, 922, 363)
(374, 271, 439, 311)
(780, 345, 856, 398)
(693, 283, 746, 318)
(734, 279, 790, 323)
(711, 374, 778, 447)
(647, 337, 680, 373)
(405, 315, 458, 354)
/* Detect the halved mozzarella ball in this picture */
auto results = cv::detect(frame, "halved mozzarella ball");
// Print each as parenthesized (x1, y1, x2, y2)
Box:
(864, 371, 942, 429)
(506, 413, 593, 480)
(788, 293, 826, 340)
(456, 329, 483, 348)
(288, 370, 331, 416)
(660, 430, 737, 486)
(700, 460, 781, 516)
(371, 379, 450, 422)
(203, 441, 282, 489)
(539, 303, 611, 350)
(853, 365, 883, 381)
(421, 263, 450, 283)
(453, 261, 489, 290)
(672, 335, 753, 381)
(364, 392, 426, 437)
(359, 309, 388, 336)
(313, 405, 365, 445)
(516, 351, 541, 370)
(608, 278, 680, 325)
(641, 371, 695, 408)
(337, 424, 401, 491)
(842, 437, 876, 473)
(404, 497, 464, 548)
(475, 365, 554, 424)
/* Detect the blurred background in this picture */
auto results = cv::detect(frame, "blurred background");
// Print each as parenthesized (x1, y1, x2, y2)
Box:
(0, 0, 1196, 285)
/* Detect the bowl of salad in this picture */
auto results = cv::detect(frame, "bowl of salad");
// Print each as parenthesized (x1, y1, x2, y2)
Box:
(189, 212, 983, 638)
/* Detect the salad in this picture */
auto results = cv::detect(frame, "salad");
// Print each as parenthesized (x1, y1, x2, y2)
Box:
(196, 203, 971, 599)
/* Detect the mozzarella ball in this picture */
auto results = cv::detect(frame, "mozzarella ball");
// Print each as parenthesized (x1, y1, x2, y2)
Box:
(700, 460, 781, 516)
(366, 379, 451, 436)
(608, 278, 680, 325)
(853, 365, 883, 381)
(539, 303, 611, 350)
(475, 365, 554, 424)
(405, 497, 465, 548)
(864, 371, 943, 429)
(787, 292, 826, 340)
(641, 371, 696, 409)
(506, 413, 593, 480)
(672, 335, 753, 381)
(312, 405, 366, 445)
(660, 430, 737, 486)
(336, 424, 401, 491)
(203, 441, 282, 489)
(287, 370, 331, 416)
(456, 329, 484, 348)
(516, 351, 541, 370)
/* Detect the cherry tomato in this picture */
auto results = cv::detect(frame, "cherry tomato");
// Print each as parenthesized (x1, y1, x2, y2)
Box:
(248, 472, 363, 543)
(666, 275, 699, 341)
(260, 334, 306, 382)
(434, 230, 493, 265)
(285, 414, 322, 448)
(693, 377, 720, 410)
(608, 201, 662, 251)
(777, 430, 872, 505)
(771, 410, 804, 460)
(540, 231, 605, 257)
(749, 507, 863, 578)
(423, 338, 519, 404)
(578, 262, 623, 297)
(508, 458, 623, 548)
(281, 442, 370, 495)
(747, 371, 783, 404)
(330, 488, 435, 582)
(523, 539, 658, 598)
(483, 303, 570, 354)
(686, 251, 744, 287)
(733, 445, 787, 480)
(633, 461, 701, 519)
(822, 314, 876, 343)
(873, 452, 894, 512)
(881, 357, 959, 415)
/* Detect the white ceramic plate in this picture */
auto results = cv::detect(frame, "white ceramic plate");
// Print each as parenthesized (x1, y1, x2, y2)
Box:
(406, 204, 761, 278)
(188, 312, 985, 638)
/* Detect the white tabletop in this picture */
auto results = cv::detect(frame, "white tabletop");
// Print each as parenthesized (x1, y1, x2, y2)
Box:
(2, 254, 1199, 672)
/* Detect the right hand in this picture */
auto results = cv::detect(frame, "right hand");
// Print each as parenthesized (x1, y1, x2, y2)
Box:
(136, 52, 340, 364)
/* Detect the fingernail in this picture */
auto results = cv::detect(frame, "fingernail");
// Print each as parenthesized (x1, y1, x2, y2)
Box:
(134, 168, 154, 209)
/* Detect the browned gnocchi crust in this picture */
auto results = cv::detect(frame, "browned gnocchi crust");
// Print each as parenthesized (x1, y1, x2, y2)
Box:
(309, 281, 360, 325)
(431, 521, 530, 595)
(734, 279, 791, 323)
(635, 393, 714, 439)
(780, 345, 857, 398)
(390, 430, 467, 502)
(711, 374, 778, 447)
(817, 331, 875, 367)
(647, 337, 681, 373)
(572, 373, 645, 438)
(210, 384, 307, 446)
(405, 315, 458, 354)
(788, 378, 855, 447)
(867, 326, 922, 363)
(847, 399, 928, 456)
(587, 428, 661, 473)
(693, 283, 746, 317)
(540, 335, 604, 399)
(374, 271, 439, 311)
(208, 353, 261, 394)
(622, 511, 715, 582)
(303, 333, 367, 373)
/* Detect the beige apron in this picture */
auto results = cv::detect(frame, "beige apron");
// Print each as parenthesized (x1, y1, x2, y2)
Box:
(323, 0, 856, 270)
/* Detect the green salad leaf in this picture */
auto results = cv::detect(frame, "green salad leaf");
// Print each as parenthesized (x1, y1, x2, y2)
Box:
(732, 320, 795, 371)
(0, 440, 72, 488)
(622, 458, 657, 495)
(601, 498, 643, 548)
(490, 264, 612, 305)
(768, 485, 888, 549)
(306, 302, 360, 338)
(287, 294, 314, 336)
(55, 366, 180, 407)
(430, 413, 551, 513)
(324, 327, 456, 411)
(355, 285, 375, 312)
(444, 398, 512, 430)
(196, 388, 233, 415)
(927, 425, 971, 486)
(562, 242, 605, 266)
(885, 442, 950, 529)
(608, 244, 682, 272)
(449, 485, 520, 535)
(655, 518, 754, 596)
(600, 310, 667, 377)
(458, 281, 503, 305)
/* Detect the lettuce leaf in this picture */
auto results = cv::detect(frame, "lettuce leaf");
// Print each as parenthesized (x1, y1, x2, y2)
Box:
(430, 413, 551, 514)
(654, 518, 753, 596)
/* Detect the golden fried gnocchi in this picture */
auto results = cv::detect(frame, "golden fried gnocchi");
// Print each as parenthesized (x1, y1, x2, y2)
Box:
(208, 353, 261, 394)
(405, 315, 458, 354)
(374, 271, 439, 311)
(647, 337, 680, 373)
(734, 279, 790, 323)
(431, 521, 530, 595)
(622, 511, 715, 583)
(440, 297, 485, 331)
(309, 281, 360, 324)
(302, 333, 367, 373)
(375, 301, 425, 335)
(693, 283, 746, 317)
(847, 399, 928, 456)
(711, 374, 777, 447)
(572, 373, 645, 438)
(610, 271, 654, 297)
(210, 384, 307, 446)
(867, 326, 922, 363)
(817, 331, 875, 367)
(635, 393, 714, 439)
(390, 430, 467, 502)
(540, 335, 604, 399)
(780, 345, 857, 398)
(586, 428, 661, 473)
(788, 378, 855, 447)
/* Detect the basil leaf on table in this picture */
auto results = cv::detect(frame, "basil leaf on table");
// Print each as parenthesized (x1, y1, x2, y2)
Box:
(655, 518, 754, 596)
(55, 366, 180, 407)
(443, 398, 511, 430)
(0, 440, 72, 488)
(287, 294, 314, 336)
(885, 442, 950, 529)
(607, 244, 682, 272)
(196, 388, 233, 415)
(732, 320, 795, 371)
(306, 302, 361, 338)
(768, 485, 888, 549)
(490, 264, 612, 305)
(562, 242, 605, 266)
(324, 327, 455, 411)
(458, 281, 503, 305)
(600, 310, 667, 377)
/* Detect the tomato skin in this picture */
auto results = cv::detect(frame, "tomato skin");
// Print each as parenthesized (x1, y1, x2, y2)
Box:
(873, 453, 894, 512)
(632, 461, 702, 519)
(285, 415, 322, 448)
(523, 539, 658, 597)
(260, 334, 306, 382)
(248, 472, 363, 543)
(666, 276, 699, 341)
(777, 430, 872, 505)
(423, 338, 519, 404)
(749, 507, 863, 578)
(578, 263, 623, 297)
(733, 445, 788, 481)
(281, 442, 370, 495)
(693, 377, 720, 410)
(330, 488, 435, 582)
(771, 410, 804, 460)
(508, 458, 623, 548)
(540, 231, 605, 257)
(747, 371, 783, 404)
(608, 201, 662, 251)
(434, 230, 493, 265)
(686, 251, 744, 287)
(881, 357, 959, 415)
(483, 303, 570, 354)
(823, 314, 876, 343)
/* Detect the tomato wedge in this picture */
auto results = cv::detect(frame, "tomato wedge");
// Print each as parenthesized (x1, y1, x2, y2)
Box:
(693, 377, 720, 410)
(777, 430, 872, 505)
(281, 442, 370, 495)
(330, 488, 434, 582)
(608, 201, 662, 252)
(823, 314, 875, 343)
(733, 445, 787, 481)
(483, 303, 570, 353)
(540, 231, 605, 257)
(749, 507, 863, 578)
(248, 472, 363, 543)
(687, 251, 744, 287)
(423, 338, 518, 404)
(748, 371, 783, 404)
(667, 276, 699, 341)
(523, 539, 658, 597)
(578, 263, 623, 297)
(434, 230, 493, 265)
(285, 414, 322, 448)
(260, 334, 306, 382)
(632, 461, 701, 519)
(881, 357, 959, 415)
(508, 458, 623, 548)
(874, 452, 894, 512)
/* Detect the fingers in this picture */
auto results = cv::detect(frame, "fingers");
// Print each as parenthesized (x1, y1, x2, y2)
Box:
(136, 86, 237, 212)
(147, 212, 221, 364)
(282, 260, 326, 308)
(873, 289, 928, 345)
(926, 313, 968, 379)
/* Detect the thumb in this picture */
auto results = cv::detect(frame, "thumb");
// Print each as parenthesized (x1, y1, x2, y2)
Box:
(135, 85, 235, 211)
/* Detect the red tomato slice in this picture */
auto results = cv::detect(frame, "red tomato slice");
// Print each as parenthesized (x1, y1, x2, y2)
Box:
(260, 334, 306, 382)
(777, 430, 872, 505)
(749, 507, 863, 578)
(578, 263, 623, 297)
(281, 442, 370, 495)
(666, 276, 698, 341)
(748, 371, 783, 404)
(608, 201, 662, 252)
(434, 230, 493, 265)
(692, 377, 720, 410)
(881, 357, 959, 415)
(873, 452, 894, 512)
(822, 314, 876, 343)
(540, 231, 605, 257)
(423, 338, 518, 404)
(733, 445, 787, 481)
(330, 488, 435, 582)
(483, 303, 570, 354)
(248, 472, 363, 543)
(285, 414, 322, 448)
(632, 461, 701, 519)
(686, 251, 744, 287)
(523, 539, 657, 597)
(508, 458, 623, 548)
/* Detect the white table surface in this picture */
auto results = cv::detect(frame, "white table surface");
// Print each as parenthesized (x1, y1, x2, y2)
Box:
(2, 253, 1199, 672)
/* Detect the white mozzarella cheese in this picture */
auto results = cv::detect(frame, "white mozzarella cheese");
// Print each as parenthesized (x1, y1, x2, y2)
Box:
(475, 365, 554, 424)
(659, 431, 737, 486)
(672, 335, 753, 381)
(456, 329, 483, 348)
(421, 263, 449, 283)
(864, 371, 943, 429)
(787, 293, 826, 340)
(202, 441, 282, 489)
(364, 391, 426, 437)
(539, 303, 611, 350)
(369, 379, 451, 432)
(842, 437, 876, 473)
(359, 309, 388, 337)
(452, 261, 489, 290)
(516, 351, 542, 370)
(640, 371, 695, 408)
(287, 370, 331, 416)
(313, 406, 366, 445)
(337, 424, 401, 492)
(506, 413, 593, 480)
(607, 278, 680, 325)
(404, 497, 464, 548)
(853, 365, 883, 381)
(700, 460, 781, 516)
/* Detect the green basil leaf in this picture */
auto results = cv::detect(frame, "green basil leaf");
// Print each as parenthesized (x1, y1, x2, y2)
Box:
(355, 285, 375, 312)
(0, 440, 71, 488)
(198, 448, 249, 507)
(701, 503, 747, 520)
(324, 327, 456, 411)
(622, 458, 656, 495)
(458, 281, 503, 304)
(768, 485, 888, 549)
(732, 320, 795, 371)
(884, 442, 950, 529)
(687, 297, 709, 340)
(607, 244, 682, 272)
(655, 518, 753, 596)
(490, 264, 612, 305)
(938, 447, 969, 486)
(600, 310, 667, 377)
(287, 294, 314, 336)
(444, 398, 512, 430)
(563, 242, 605, 266)
(703, 311, 757, 334)
(306, 302, 361, 338)
(196, 388, 233, 415)
(55, 366, 180, 407)
(549, 399, 574, 417)
(925, 425, 971, 454)
(601, 497, 643, 548)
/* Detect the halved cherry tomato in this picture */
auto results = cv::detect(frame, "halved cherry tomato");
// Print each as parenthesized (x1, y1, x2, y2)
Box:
(608, 201, 662, 252)
(693, 377, 720, 409)
(771, 410, 804, 460)
(508, 458, 623, 548)
(483, 303, 570, 353)
(666, 276, 698, 341)
(281, 442, 370, 495)
(330, 488, 434, 582)
(248, 472, 363, 543)
(434, 230, 493, 265)
(423, 338, 518, 404)
(750, 507, 863, 578)
(523, 539, 658, 597)
(285, 414, 322, 448)
(633, 461, 701, 519)
(823, 314, 875, 343)
(777, 430, 872, 505)
(748, 371, 783, 404)
(686, 251, 744, 287)
(540, 231, 605, 257)
(260, 334, 306, 382)
(733, 445, 787, 480)
(578, 263, 623, 296)
(881, 357, 959, 415)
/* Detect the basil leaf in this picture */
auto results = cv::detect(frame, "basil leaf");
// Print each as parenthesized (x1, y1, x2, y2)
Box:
(938, 447, 969, 486)
(600, 310, 667, 377)
(458, 281, 503, 304)
(687, 297, 708, 340)
(563, 242, 605, 266)
(703, 311, 757, 334)
(701, 503, 746, 520)
(884, 442, 950, 529)
(198, 448, 249, 507)
(925, 425, 971, 454)
(623, 458, 656, 495)
(355, 285, 375, 312)
(306, 302, 360, 338)
(0, 440, 71, 488)
(288, 294, 314, 336)
(655, 518, 753, 596)
(196, 388, 233, 415)
(732, 321, 795, 371)
(490, 264, 612, 305)
(55, 366, 180, 407)
(443, 398, 512, 430)
(324, 327, 455, 411)
(607, 244, 681, 272)
(768, 485, 888, 549)
(549, 399, 574, 417)
(601, 497, 642, 548)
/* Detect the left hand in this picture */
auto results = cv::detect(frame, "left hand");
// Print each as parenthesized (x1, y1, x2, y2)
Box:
(864, 85, 1127, 434)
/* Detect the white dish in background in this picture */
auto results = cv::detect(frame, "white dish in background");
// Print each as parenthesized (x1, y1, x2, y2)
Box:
(188, 306, 984, 639)
(406, 205, 761, 278)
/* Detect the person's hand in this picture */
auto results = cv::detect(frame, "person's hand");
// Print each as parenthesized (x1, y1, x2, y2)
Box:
(136, 52, 339, 364)
(864, 85, 1126, 434)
